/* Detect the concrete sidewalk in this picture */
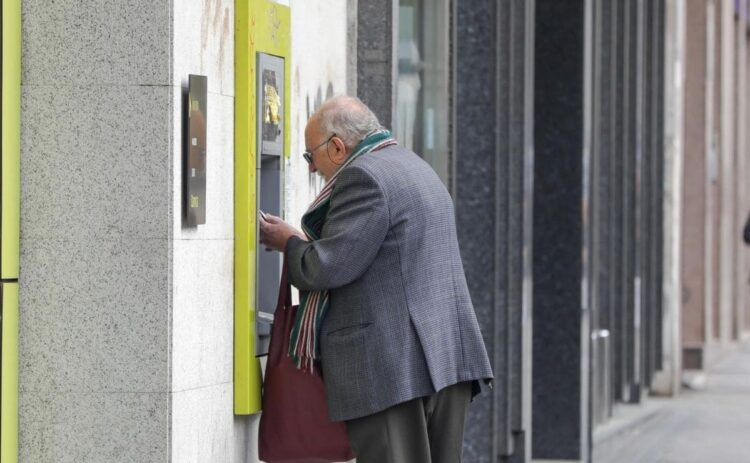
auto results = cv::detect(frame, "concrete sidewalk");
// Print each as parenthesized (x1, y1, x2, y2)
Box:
(593, 340, 750, 463)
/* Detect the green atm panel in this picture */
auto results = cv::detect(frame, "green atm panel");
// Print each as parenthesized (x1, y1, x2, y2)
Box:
(234, 0, 291, 415)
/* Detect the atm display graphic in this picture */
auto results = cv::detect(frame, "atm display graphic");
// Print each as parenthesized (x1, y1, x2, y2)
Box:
(257, 53, 284, 157)
(262, 69, 281, 143)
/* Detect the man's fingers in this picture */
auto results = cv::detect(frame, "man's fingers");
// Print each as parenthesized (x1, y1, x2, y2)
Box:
(258, 217, 274, 234)
(264, 214, 283, 224)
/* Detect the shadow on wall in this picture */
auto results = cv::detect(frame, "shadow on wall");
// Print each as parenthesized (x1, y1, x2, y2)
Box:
(305, 82, 335, 192)
(306, 82, 335, 120)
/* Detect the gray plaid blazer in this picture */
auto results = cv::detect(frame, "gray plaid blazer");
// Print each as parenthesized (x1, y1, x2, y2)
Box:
(286, 145, 493, 422)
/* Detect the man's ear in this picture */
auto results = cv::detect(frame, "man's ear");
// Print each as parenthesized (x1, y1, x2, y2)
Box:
(332, 136, 348, 160)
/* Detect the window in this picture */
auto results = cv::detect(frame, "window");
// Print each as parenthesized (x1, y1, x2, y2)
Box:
(396, 0, 452, 187)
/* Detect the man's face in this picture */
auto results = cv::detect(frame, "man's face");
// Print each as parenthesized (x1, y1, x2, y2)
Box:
(303, 119, 346, 181)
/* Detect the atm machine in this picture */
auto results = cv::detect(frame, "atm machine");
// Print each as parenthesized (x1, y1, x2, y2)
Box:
(234, 0, 290, 415)
(255, 53, 285, 355)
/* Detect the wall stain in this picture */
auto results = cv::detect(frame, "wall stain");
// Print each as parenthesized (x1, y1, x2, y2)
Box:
(199, 0, 231, 88)
(212, 0, 223, 32)
(200, 0, 217, 60)
(218, 7, 231, 76)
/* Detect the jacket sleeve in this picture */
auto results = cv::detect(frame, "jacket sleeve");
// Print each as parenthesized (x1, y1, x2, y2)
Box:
(286, 165, 389, 291)
(744, 212, 750, 245)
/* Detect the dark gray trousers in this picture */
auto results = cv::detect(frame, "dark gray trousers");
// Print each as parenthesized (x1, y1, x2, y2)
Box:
(345, 381, 472, 463)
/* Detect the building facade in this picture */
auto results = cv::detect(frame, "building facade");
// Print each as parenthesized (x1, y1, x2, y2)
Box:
(0, 0, 748, 462)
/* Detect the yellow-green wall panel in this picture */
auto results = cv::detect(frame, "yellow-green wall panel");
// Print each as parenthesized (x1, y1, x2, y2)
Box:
(234, 0, 291, 415)
(1, 0, 21, 280)
(1, 284, 19, 463)
(1, 0, 21, 460)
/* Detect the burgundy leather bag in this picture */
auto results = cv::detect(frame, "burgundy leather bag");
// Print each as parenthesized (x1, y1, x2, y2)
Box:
(258, 260, 355, 463)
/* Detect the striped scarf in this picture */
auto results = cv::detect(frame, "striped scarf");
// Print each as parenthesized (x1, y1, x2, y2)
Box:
(289, 129, 398, 371)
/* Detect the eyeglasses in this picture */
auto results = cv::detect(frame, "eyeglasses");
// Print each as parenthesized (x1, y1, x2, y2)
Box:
(303, 134, 336, 165)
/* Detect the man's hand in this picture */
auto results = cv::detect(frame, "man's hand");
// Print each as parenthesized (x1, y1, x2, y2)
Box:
(259, 214, 307, 252)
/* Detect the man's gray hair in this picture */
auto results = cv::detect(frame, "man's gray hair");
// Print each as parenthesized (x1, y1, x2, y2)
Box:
(314, 96, 383, 149)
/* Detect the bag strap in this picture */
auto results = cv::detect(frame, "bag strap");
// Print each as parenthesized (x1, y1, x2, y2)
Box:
(277, 255, 292, 309)
(267, 255, 293, 367)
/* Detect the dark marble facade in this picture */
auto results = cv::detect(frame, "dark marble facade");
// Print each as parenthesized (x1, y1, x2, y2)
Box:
(532, 0, 589, 459)
(454, 0, 535, 461)
(532, 0, 666, 459)
(454, 2, 500, 461)
(356, 0, 666, 461)
(356, 0, 396, 129)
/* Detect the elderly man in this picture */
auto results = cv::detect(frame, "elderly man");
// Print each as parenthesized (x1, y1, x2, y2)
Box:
(259, 96, 493, 463)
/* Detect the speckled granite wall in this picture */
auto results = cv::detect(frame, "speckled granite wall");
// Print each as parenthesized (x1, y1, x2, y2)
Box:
(455, 0, 534, 462)
(454, 2, 501, 461)
(19, 1, 173, 461)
